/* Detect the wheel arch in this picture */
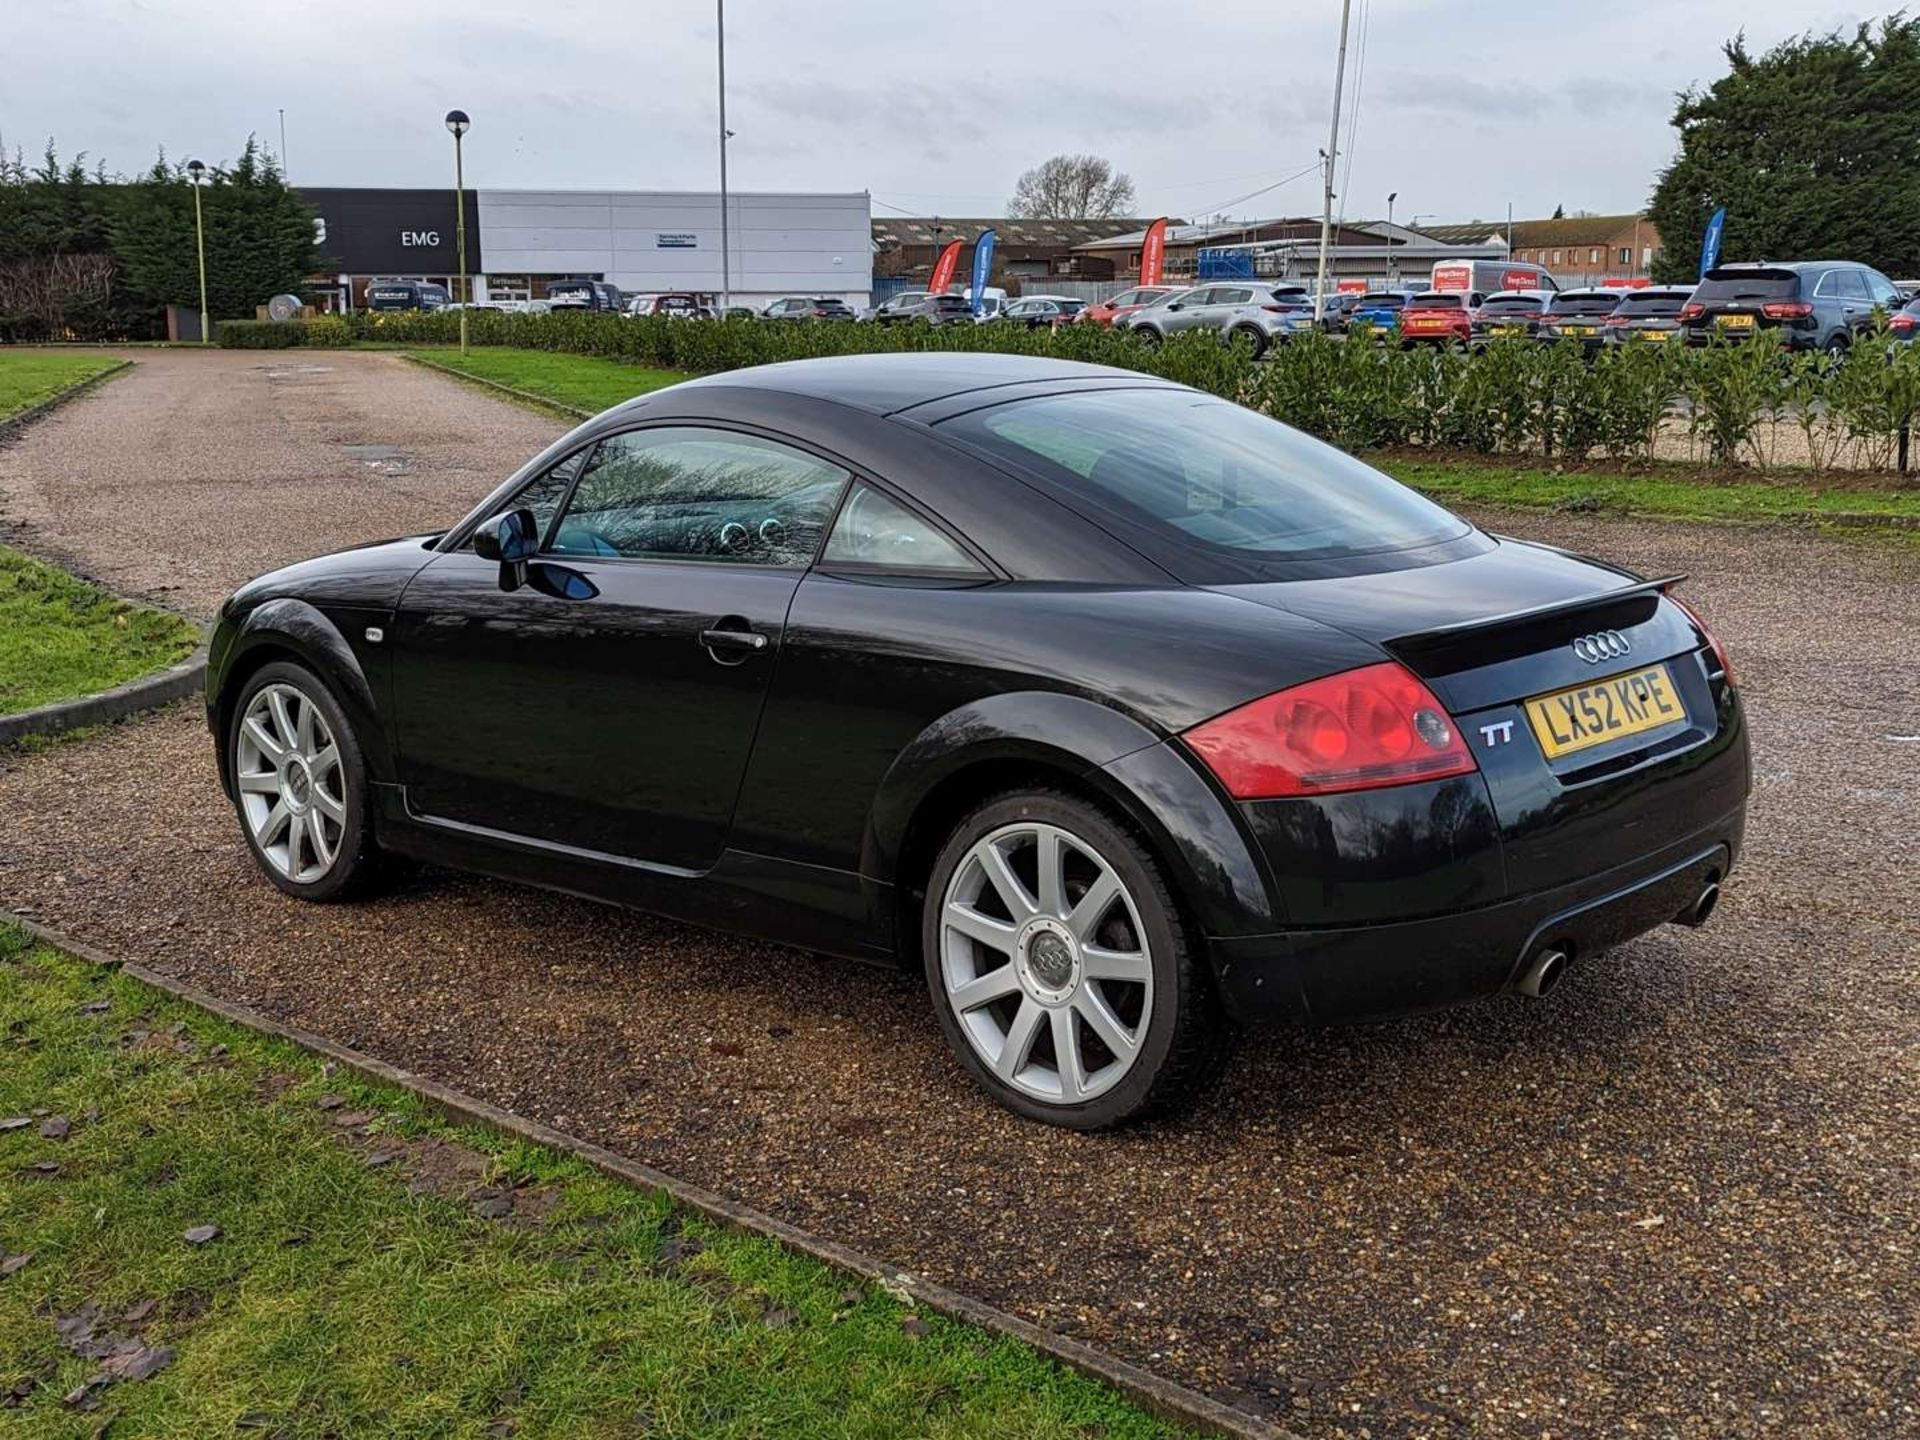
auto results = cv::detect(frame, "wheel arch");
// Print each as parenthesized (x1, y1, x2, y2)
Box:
(211, 599, 388, 794)
(865, 691, 1281, 971)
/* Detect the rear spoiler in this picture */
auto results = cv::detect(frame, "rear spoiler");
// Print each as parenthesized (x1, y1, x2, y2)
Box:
(1385, 574, 1687, 652)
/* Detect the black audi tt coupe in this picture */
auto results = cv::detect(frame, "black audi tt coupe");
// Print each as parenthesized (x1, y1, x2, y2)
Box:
(207, 354, 1749, 1129)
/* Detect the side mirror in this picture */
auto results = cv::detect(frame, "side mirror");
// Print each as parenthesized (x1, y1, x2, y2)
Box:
(472, 508, 539, 564)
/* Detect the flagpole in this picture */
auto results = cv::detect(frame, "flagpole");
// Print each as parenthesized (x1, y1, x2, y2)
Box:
(1313, 0, 1354, 323)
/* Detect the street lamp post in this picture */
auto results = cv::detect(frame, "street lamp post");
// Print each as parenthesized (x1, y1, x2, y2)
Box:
(716, 0, 732, 314)
(445, 110, 471, 356)
(186, 160, 211, 344)
(1386, 191, 1398, 284)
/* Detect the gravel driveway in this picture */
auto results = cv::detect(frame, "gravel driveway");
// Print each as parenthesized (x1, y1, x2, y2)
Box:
(2, 352, 1916, 1438)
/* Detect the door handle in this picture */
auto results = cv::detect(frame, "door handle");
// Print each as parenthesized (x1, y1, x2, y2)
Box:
(700, 626, 768, 653)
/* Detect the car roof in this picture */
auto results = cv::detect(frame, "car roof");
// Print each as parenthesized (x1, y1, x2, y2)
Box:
(656, 353, 1162, 417)
(1555, 287, 1623, 299)
(1483, 289, 1554, 300)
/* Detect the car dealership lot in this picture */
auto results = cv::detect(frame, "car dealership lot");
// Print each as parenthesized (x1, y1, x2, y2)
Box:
(1, 350, 1916, 1436)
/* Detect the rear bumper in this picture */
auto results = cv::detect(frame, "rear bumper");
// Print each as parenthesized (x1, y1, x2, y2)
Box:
(1207, 803, 1745, 1024)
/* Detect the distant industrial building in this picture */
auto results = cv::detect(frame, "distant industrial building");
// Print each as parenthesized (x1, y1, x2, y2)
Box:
(297, 187, 872, 310)
(1420, 214, 1664, 286)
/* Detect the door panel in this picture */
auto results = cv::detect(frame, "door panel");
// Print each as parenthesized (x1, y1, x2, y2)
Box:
(391, 551, 799, 870)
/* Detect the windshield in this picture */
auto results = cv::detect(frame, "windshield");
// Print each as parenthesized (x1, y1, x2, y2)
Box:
(940, 389, 1470, 564)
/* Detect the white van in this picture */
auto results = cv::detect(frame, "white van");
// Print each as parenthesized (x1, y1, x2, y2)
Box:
(1431, 259, 1558, 297)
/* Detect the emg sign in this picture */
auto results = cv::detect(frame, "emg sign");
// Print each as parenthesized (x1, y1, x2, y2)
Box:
(401, 230, 442, 248)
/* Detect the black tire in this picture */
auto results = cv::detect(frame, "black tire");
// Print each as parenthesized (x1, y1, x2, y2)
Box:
(225, 660, 389, 903)
(921, 789, 1228, 1130)
(1824, 333, 1850, 361)
(1134, 326, 1163, 348)
(1230, 326, 1269, 360)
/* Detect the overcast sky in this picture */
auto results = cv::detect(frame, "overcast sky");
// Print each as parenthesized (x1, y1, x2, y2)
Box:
(6, 0, 1874, 225)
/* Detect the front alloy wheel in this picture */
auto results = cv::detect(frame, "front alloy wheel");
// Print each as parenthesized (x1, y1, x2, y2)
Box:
(235, 682, 347, 884)
(924, 792, 1224, 1128)
(226, 660, 386, 901)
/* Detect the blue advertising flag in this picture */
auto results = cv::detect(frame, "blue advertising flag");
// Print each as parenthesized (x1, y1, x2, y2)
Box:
(969, 229, 997, 315)
(1698, 207, 1726, 279)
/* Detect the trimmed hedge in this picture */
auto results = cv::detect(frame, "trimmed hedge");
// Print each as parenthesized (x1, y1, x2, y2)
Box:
(231, 311, 1920, 470)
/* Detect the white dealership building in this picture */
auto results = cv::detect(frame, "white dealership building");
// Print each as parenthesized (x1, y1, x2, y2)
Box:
(297, 186, 873, 311)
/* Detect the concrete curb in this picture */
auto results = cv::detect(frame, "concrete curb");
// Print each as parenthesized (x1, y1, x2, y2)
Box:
(0, 909, 1296, 1440)
(0, 645, 206, 747)
(401, 353, 594, 421)
(0, 358, 135, 445)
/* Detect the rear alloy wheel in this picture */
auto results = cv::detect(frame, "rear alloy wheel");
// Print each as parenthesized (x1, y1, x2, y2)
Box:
(923, 792, 1222, 1129)
(1230, 326, 1269, 359)
(228, 661, 384, 901)
(1134, 327, 1163, 348)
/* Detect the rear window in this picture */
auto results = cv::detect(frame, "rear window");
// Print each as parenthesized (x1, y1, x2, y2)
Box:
(940, 389, 1469, 565)
(1408, 293, 1462, 309)
(1616, 291, 1691, 315)
(1696, 268, 1799, 302)
(1358, 293, 1407, 309)
(1477, 296, 1543, 315)
(1554, 294, 1622, 316)
(932, 296, 972, 311)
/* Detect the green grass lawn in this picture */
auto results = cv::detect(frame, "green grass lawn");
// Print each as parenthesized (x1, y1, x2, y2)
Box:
(0, 353, 124, 424)
(0, 547, 199, 715)
(0, 932, 1187, 1439)
(1379, 455, 1920, 527)
(407, 348, 684, 415)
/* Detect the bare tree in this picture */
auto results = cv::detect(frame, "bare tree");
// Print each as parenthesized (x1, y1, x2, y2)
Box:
(1007, 155, 1137, 221)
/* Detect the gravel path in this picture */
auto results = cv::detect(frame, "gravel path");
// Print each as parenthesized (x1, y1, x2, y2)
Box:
(0, 349, 562, 618)
(2, 353, 1916, 1437)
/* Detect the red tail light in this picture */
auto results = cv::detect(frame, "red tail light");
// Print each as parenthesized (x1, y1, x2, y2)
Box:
(1605, 313, 1631, 326)
(1893, 314, 1916, 334)
(1679, 301, 1705, 321)
(1760, 301, 1813, 320)
(1668, 592, 1736, 688)
(1183, 662, 1477, 799)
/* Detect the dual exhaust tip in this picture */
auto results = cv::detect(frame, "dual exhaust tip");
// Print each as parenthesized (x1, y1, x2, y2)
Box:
(1517, 879, 1721, 999)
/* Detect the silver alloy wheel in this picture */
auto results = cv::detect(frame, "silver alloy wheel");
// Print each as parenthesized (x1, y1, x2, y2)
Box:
(234, 682, 346, 885)
(939, 821, 1154, 1105)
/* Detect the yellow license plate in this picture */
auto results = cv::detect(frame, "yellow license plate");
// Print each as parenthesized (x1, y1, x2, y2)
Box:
(1491, 325, 1524, 336)
(1640, 330, 1672, 341)
(1564, 325, 1594, 336)
(1718, 313, 1755, 330)
(1524, 663, 1685, 760)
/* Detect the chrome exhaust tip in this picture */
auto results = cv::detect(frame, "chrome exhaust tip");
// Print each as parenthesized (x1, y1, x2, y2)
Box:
(1516, 947, 1569, 998)
(1673, 881, 1721, 929)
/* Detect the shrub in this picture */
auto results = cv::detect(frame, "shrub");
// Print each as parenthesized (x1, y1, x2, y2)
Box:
(215, 320, 303, 348)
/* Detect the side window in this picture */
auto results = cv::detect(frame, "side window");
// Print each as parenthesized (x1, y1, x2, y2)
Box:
(821, 484, 982, 574)
(1177, 289, 1213, 308)
(1870, 272, 1903, 307)
(469, 447, 589, 551)
(549, 427, 848, 566)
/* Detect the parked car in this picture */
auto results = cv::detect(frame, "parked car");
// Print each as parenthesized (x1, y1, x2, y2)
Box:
(627, 293, 712, 319)
(365, 281, 450, 313)
(879, 293, 975, 328)
(1398, 292, 1475, 346)
(1218, 289, 1318, 357)
(1318, 290, 1370, 334)
(205, 352, 1747, 1130)
(1603, 286, 1697, 346)
(1538, 288, 1625, 354)
(1471, 290, 1556, 344)
(1680, 261, 1903, 354)
(868, 292, 930, 325)
(1127, 283, 1309, 344)
(997, 296, 1087, 329)
(1888, 294, 1920, 343)
(1079, 286, 1183, 329)
(545, 279, 624, 313)
(764, 297, 857, 322)
(1345, 290, 1421, 338)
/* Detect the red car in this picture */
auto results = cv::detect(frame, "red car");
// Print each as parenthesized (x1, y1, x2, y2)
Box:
(1398, 291, 1476, 346)
(1079, 285, 1182, 328)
